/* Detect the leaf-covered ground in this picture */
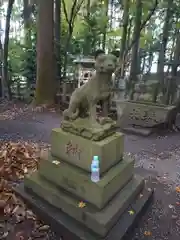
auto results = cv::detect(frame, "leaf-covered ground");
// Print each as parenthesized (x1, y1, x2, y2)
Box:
(0, 101, 180, 240)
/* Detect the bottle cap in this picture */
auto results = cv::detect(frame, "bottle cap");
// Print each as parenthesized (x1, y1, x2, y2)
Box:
(93, 156, 99, 161)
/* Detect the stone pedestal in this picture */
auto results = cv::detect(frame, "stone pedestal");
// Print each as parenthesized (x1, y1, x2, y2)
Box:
(15, 125, 153, 239)
(51, 128, 124, 174)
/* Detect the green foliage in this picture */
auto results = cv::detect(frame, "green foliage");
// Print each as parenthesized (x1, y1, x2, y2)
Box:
(5, 0, 180, 103)
(8, 24, 37, 88)
(8, 39, 23, 75)
(71, 2, 109, 55)
(21, 29, 37, 85)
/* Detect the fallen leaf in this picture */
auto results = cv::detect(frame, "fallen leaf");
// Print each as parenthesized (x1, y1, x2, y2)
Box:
(0, 200, 6, 214)
(144, 230, 152, 236)
(175, 186, 180, 193)
(128, 210, 135, 215)
(176, 219, 180, 226)
(0, 141, 41, 220)
(0, 231, 9, 239)
(38, 225, 50, 231)
(169, 204, 174, 209)
(26, 210, 36, 220)
(15, 233, 25, 240)
(78, 201, 86, 208)
(52, 160, 60, 165)
(172, 215, 178, 219)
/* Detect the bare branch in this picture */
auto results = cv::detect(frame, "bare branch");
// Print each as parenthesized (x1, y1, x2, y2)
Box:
(62, 0, 70, 25)
(72, 0, 85, 24)
(69, 0, 78, 24)
(62, 0, 85, 29)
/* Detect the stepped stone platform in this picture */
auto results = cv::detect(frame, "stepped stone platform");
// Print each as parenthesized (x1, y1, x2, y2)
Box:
(24, 173, 143, 236)
(15, 123, 153, 239)
(38, 151, 134, 209)
(15, 182, 153, 240)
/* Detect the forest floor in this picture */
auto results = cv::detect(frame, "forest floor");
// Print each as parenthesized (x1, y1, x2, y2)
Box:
(0, 100, 180, 240)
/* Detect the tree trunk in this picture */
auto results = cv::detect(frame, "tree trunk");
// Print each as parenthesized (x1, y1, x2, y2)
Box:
(146, 51, 153, 74)
(167, 30, 180, 104)
(62, 30, 73, 79)
(129, 0, 142, 99)
(2, 0, 15, 100)
(55, 0, 61, 81)
(153, 0, 174, 102)
(23, 0, 32, 47)
(0, 18, 3, 98)
(61, 0, 85, 78)
(23, 0, 33, 87)
(34, 0, 56, 105)
(102, 0, 109, 51)
(119, 0, 130, 77)
(109, 0, 114, 29)
(83, 0, 91, 55)
(141, 54, 146, 73)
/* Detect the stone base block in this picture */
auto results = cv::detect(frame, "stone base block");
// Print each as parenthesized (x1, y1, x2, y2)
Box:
(61, 118, 117, 141)
(24, 173, 144, 237)
(14, 181, 153, 240)
(39, 152, 134, 209)
(51, 128, 124, 174)
(122, 126, 153, 136)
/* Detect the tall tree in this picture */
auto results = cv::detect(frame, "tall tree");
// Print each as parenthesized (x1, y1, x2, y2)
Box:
(102, 0, 109, 51)
(83, 0, 91, 55)
(2, 0, 15, 99)
(166, 27, 180, 104)
(129, 0, 142, 99)
(0, 18, 2, 98)
(55, 0, 61, 81)
(23, 0, 34, 87)
(115, 0, 158, 79)
(119, 0, 130, 78)
(34, 0, 56, 105)
(62, 0, 85, 78)
(153, 0, 174, 102)
(23, 0, 33, 47)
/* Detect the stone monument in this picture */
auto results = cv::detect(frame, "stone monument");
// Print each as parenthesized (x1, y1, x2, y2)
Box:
(15, 53, 153, 239)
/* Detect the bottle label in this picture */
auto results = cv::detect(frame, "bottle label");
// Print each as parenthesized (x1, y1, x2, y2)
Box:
(91, 167, 99, 172)
(91, 162, 99, 168)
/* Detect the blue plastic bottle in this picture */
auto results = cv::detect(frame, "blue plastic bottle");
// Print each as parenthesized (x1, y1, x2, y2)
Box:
(91, 156, 100, 182)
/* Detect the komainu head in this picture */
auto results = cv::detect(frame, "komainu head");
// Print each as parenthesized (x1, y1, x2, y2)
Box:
(95, 54, 117, 74)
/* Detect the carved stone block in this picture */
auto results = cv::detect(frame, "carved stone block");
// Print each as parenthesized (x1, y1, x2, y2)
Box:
(51, 128, 124, 174)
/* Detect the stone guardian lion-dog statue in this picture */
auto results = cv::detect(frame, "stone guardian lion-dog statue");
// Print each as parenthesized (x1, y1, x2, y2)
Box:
(63, 53, 117, 127)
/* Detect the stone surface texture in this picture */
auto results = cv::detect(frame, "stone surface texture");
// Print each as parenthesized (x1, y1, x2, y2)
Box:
(51, 128, 124, 174)
(116, 100, 176, 128)
(38, 152, 134, 209)
(25, 173, 144, 236)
